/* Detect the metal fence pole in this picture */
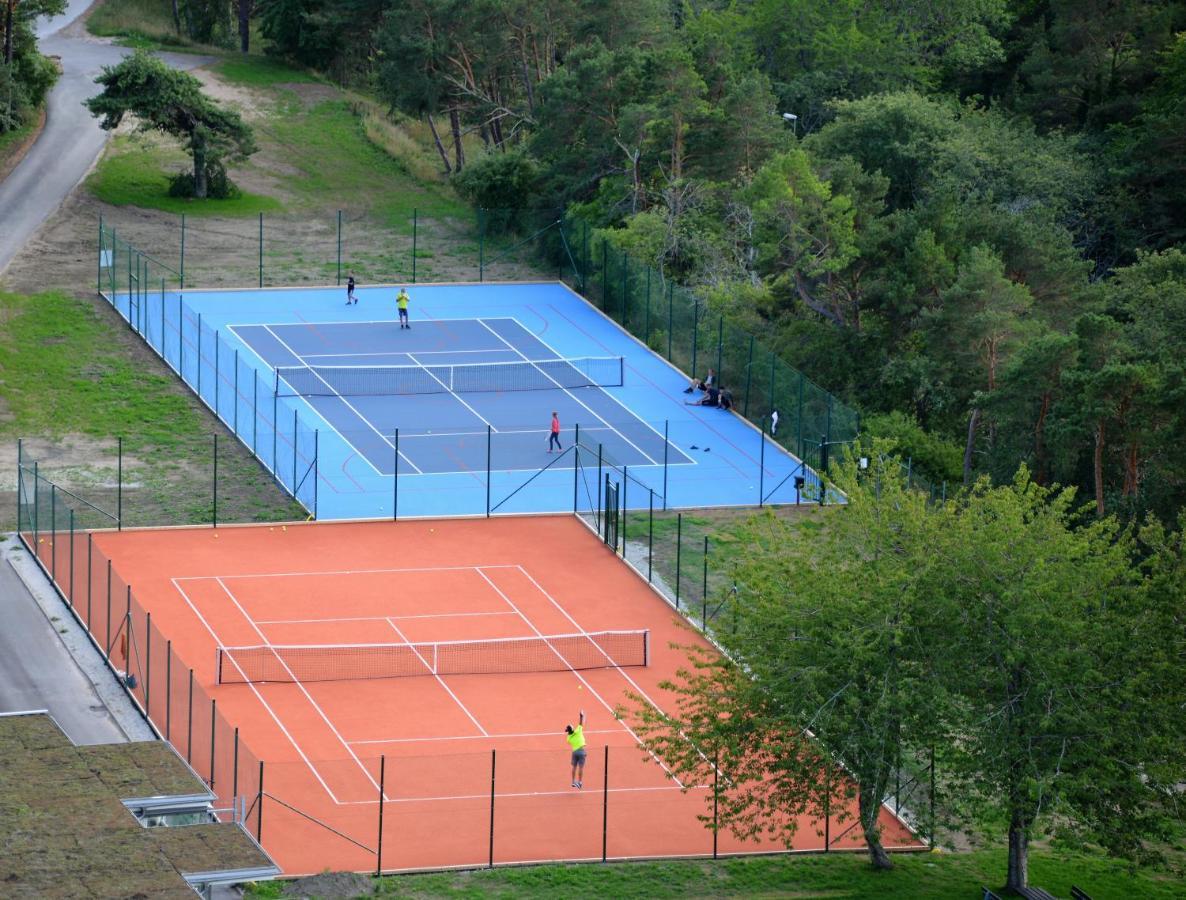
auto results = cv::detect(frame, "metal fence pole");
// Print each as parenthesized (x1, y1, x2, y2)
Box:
(412, 209, 417, 284)
(233, 349, 239, 433)
(179, 213, 185, 289)
(716, 315, 723, 383)
(479, 208, 485, 282)
(117, 437, 123, 530)
(186, 668, 194, 762)
(675, 513, 682, 609)
(376, 754, 386, 875)
(662, 420, 669, 510)
(488, 749, 496, 868)
(644, 266, 651, 346)
(667, 282, 674, 360)
(233, 728, 240, 810)
(713, 749, 720, 859)
(256, 761, 264, 841)
(258, 212, 264, 288)
(759, 419, 766, 506)
(393, 430, 399, 521)
(50, 484, 56, 582)
(105, 560, 112, 659)
(252, 369, 258, 456)
(337, 210, 342, 285)
(144, 611, 151, 720)
(68, 509, 75, 605)
(702, 536, 709, 628)
(212, 433, 218, 528)
(165, 640, 172, 740)
(621, 465, 627, 557)
(209, 698, 217, 789)
(647, 490, 654, 582)
(743, 335, 754, 416)
(485, 425, 492, 517)
(602, 745, 609, 862)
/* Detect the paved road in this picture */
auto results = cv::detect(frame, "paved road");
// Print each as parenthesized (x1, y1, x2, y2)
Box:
(0, 3, 213, 274)
(0, 541, 148, 744)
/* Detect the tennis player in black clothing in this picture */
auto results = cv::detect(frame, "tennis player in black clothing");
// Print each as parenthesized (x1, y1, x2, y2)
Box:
(346, 276, 357, 304)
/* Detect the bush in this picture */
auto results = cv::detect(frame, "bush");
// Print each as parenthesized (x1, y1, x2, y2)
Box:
(167, 159, 240, 199)
(863, 410, 963, 484)
(452, 149, 541, 218)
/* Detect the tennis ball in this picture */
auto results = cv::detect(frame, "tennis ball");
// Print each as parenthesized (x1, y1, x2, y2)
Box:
(578, 685, 583, 690)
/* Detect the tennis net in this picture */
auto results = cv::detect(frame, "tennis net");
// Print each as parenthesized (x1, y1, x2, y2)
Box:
(274, 356, 624, 397)
(217, 629, 648, 684)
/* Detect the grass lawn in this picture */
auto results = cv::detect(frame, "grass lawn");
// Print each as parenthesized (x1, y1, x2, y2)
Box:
(243, 847, 1185, 899)
(0, 290, 305, 529)
(86, 137, 284, 216)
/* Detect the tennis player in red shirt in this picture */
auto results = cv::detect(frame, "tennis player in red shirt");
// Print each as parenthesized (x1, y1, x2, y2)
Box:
(547, 411, 562, 453)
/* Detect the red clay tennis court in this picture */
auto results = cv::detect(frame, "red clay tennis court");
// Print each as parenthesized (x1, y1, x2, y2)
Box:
(42, 515, 922, 874)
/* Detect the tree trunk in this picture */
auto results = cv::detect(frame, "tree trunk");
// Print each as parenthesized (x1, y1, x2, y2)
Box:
(4, 0, 15, 66)
(1005, 816, 1029, 892)
(425, 113, 452, 174)
(171, 0, 181, 34)
(449, 106, 465, 173)
(963, 407, 980, 484)
(859, 787, 893, 870)
(238, 0, 251, 53)
(193, 138, 208, 199)
(1093, 420, 1105, 516)
(1033, 392, 1050, 484)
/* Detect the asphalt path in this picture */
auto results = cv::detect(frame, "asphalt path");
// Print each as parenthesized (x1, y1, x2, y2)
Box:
(0, 2, 213, 274)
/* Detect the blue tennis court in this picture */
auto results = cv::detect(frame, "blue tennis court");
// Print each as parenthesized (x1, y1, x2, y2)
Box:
(102, 280, 820, 519)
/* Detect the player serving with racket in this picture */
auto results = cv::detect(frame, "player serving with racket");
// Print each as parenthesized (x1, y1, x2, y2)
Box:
(565, 709, 586, 788)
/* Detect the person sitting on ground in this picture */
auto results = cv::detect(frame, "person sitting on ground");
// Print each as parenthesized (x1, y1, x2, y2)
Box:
(718, 388, 734, 411)
(685, 384, 720, 407)
(683, 367, 715, 394)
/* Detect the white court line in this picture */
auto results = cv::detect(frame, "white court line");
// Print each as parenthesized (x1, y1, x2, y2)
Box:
(399, 425, 618, 439)
(337, 783, 706, 806)
(175, 563, 520, 582)
(300, 348, 518, 359)
(473, 567, 683, 788)
(349, 728, 620, 745)
(405, 350, 501, 435)
(476, 318, 659, 465)
(516, 564, 718, 777)
(225, 324, 398, 479)
(237, 315, 527, 330)
(382, 617, 489, 737)
(263, 323, 425, 475)
(255, 611, 519, 626)
(169, 578, 343, 804)
(215, 578, 384, 797)
(507, 314, 683, 458)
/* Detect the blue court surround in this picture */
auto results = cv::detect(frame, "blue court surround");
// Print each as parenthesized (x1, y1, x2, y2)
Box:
(108, 281, 819, 519)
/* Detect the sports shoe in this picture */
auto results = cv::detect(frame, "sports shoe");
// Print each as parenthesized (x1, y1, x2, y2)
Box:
(571, 781, 578, 787)
(682, 387, 693, 393)
(576, 781, 582, 788)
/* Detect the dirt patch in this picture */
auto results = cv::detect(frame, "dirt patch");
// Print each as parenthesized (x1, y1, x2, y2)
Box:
(193, 68, 271, 119)
(277, 871, 372, 899)
(0, 104, 48, 186)
(279, 82, 342, 109)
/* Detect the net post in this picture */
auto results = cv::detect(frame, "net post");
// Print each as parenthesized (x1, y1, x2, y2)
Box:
(212, 433, 218, 528)
(392, 429, 399, 521)
(488, 749, 496, 868)
(209, 698, 217, 790)
(485, 424, 492, 518)
(602, 744, 609, 862)
(165, 640, 172, 740)
(675, 513, 682, 609)
(412, 209, 417, 283)
(187, 668, 194, 762)
(643, 630, 649, 668)
(337, 210, 342, 286)
(117, 436, 123, 530)
(217, 647, 223, 685)
(759, 418, 766, 507)
(256, 761, 264, 841)
(144, 611, 151, 717)
(376, 754, 385, 875)
(713, 748, 720, 859)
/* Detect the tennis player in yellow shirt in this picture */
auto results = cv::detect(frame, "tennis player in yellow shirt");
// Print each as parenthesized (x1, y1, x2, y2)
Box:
(565, 709, 586, 788)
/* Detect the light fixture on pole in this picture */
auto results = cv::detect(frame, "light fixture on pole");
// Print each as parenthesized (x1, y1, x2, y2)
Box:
(781, 112, 798, 135)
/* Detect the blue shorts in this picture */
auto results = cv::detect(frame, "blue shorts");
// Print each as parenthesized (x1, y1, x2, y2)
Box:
(571, 748, 587, 765)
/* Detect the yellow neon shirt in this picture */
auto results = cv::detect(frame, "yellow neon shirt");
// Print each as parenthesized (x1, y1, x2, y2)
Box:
(397, 291, 409, 309)
(566, 725, 586, 751)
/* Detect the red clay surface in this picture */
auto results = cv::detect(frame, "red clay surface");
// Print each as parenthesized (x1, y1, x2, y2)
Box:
(49, 515, 921, 874)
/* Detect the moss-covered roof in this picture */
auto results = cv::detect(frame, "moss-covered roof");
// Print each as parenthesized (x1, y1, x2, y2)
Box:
(0, 712, 273, 898)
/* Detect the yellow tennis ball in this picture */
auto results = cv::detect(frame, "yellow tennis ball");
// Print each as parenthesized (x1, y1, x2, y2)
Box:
(577, 685, 583, 690)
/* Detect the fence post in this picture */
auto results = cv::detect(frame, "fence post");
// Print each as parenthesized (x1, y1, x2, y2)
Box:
(621, 465, 627, 557)
(662, 420, 669, 509)
(675, 513, 682, 609)
(233, 349, 239, 433)
(233, 728, 239, 810)
(292, 409, 298, 493)
(393, 430, 399, 521)
(412, 209, 417, 283)
(197, 313, 203, 398)
(602, 744, 609, 862)
(620, 250, 627, 325)
(337, 210, 342, 285)
(144, 611, 151, 721)
(32, 459, 38, 543)
(601, 239, 608, 309)
(667, 282, 674, 360)
(50, 484, 56, 582)
(186, 668, 194, 762)
(478, 208, 485, 281)
(68, 509, 75, 604)
(488, 749, 496, 868)
(824, 760, 831, 851)
(256, 761, 264, 841)
(759, 418, 766, 507)
(716, 315, 723, 383)
(596, 445, 603, 531)
(97, 216, 103, 294)
(117, 437, 123, 530)
(647, 490, 654, 582)
(743, 335, 754, 416)
(485, 425, 492, 517)
(930, 745, 936, 845)
(644, 266, 651, 346)
(713, 748, 719, 859)
(376, 754, 386, 875)
(164, 640, 172, 740)
(313, 430, 319, 518)
(702, 536, 709, 629)
(572, 435, 580, 514)
(258, 212, 264, 288)
(105, 560, 112, 659)
(252, 369, 258, 456)
(691, 299, 699, 380)
(209, 698, 217, 789)
(179, 214, 185, 289)
(212, 434, 218, 528)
